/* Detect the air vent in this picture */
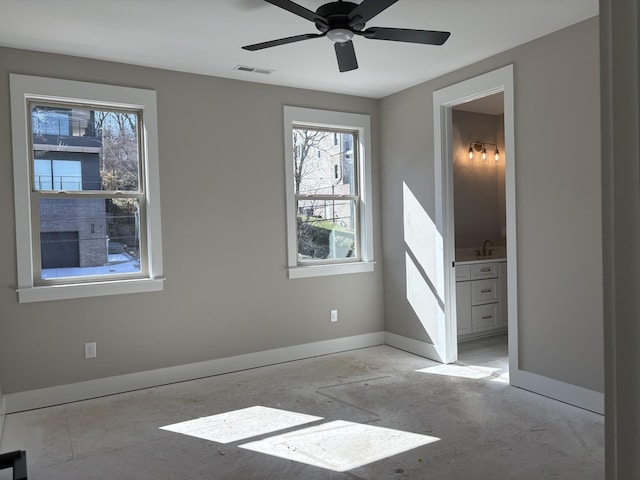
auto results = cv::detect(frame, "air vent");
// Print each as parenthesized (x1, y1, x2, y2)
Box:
(234, 65, 274, 75)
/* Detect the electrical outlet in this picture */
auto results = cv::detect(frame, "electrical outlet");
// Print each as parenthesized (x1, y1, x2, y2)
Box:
(84, 342, 97, 359)
(330, 309, 338, 323)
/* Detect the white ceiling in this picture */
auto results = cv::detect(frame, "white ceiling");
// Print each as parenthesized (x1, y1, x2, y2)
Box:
(0, 0, 598, 99)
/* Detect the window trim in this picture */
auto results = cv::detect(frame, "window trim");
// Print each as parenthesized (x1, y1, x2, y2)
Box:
(283, 106, 374, 278)
(10, 74, 164, 302)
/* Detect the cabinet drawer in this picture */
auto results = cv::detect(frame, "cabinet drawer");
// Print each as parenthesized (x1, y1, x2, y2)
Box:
(472, 303, 499, 332)
(470, 263, 498, 279)
(471, 278, 498, 305)
(455, 265, 471, 282)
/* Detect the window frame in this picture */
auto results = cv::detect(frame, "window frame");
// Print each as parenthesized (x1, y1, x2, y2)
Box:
(10, 74, 164, 302)
(283, 106, 375, 279)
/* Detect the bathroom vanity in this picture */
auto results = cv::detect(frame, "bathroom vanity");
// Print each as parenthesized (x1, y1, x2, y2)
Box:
(455, 258, 507, 340)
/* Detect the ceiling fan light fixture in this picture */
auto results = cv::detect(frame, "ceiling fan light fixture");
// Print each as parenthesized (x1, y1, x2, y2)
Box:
(327, 28, 354, 43)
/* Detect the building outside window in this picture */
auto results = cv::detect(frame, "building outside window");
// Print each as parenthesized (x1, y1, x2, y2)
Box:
(34, 159, 83, 191)
(10, 75, 163, 302)
(31, 103, 142, 280)
(32, 106, 72, 136)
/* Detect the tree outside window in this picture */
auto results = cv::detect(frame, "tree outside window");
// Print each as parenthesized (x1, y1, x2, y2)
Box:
(292, 126, 358, 263)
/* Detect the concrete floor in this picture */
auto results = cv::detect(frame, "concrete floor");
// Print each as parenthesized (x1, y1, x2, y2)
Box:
(0, 335, 604, 479)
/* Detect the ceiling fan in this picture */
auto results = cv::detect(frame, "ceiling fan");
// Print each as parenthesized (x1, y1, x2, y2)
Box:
(242, 0, 450, 72)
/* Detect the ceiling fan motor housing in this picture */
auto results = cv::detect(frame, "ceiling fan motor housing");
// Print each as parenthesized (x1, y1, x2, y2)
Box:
(315, 2, 365, 33)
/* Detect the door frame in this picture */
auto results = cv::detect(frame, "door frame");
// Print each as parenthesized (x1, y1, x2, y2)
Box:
(432, 65, 518, 374)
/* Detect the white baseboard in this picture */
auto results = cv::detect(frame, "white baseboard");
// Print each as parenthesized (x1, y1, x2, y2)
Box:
(384, 332, 443, 363)
(3, 331, 603, 416)
(510, 369, 604, 415)
(5, 332, 385, 414)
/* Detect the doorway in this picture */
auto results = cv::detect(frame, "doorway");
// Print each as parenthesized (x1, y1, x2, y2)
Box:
(432, 65, 519, 382)
(451, 94, 508, 376)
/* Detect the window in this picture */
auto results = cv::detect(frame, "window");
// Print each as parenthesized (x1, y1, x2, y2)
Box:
(34, 159, 82, 191)
(283, 107, 374, 278)
(10, 74, 163, 302)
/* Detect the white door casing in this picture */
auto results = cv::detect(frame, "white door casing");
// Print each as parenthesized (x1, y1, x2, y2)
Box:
(432, 65, 518, 369)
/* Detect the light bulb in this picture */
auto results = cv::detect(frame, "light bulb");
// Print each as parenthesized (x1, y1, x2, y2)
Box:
(327, 28, 354, 43)
(494, 148, 499, 161)
(482, 147, 487, 160)
(468, 146, 473, 159)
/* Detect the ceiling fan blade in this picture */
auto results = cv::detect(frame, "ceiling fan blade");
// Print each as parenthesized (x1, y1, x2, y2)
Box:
(348, 0, 399, 27)
(334, 41, 359, 72)
(265, 0, 328, 26)
(242, 33, 325, 51)
(361, 27, 450, 45)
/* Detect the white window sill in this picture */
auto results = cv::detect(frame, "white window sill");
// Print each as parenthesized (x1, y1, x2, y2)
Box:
(17, 278, 164, 303)
(288, 262, 375, 279)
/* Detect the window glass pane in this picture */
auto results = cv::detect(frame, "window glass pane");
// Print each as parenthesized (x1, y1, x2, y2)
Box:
(296, 199, 357, 262)
(31, 104, 140, 191)
(53, 160, 82, 190)
(97, 111, 140, 191)
(293, 128, 356, 195)
(38, 197, 141, 280)
(33, 159, 53, 190)
(32, 106, 70, 135)
(34, 159, 83, 190)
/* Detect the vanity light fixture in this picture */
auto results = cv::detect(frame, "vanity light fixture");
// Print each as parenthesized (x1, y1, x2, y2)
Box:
(468, 141, 500, 162)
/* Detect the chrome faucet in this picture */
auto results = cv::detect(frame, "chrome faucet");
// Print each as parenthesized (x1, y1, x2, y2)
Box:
(482, 239, 494, 257)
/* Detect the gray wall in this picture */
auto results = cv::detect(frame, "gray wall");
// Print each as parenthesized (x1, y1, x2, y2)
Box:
(452, 110, 506, 250)
(0, 48, 383, 394)
(380, 17, 603, 392)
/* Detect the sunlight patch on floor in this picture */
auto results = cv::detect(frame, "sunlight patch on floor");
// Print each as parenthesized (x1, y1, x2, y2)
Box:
(159, 406, 322, 443)
(415, 363, 506, 381)
(490, 372, 509, 383)
(161, 407, 440, 472)
(239, 420, 440, 472)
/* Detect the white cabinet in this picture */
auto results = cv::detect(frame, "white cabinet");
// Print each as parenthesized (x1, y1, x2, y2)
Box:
(470, 278, 498, 305)
(456, 281, 472, 335)
(455, 264, 471, 281)
(472, 303, 498, 332)
(455, 260, 507, 339)
(470, 263, 498, 279)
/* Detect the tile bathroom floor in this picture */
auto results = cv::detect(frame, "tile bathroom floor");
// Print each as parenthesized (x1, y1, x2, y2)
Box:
(0, 335, 604, 479)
